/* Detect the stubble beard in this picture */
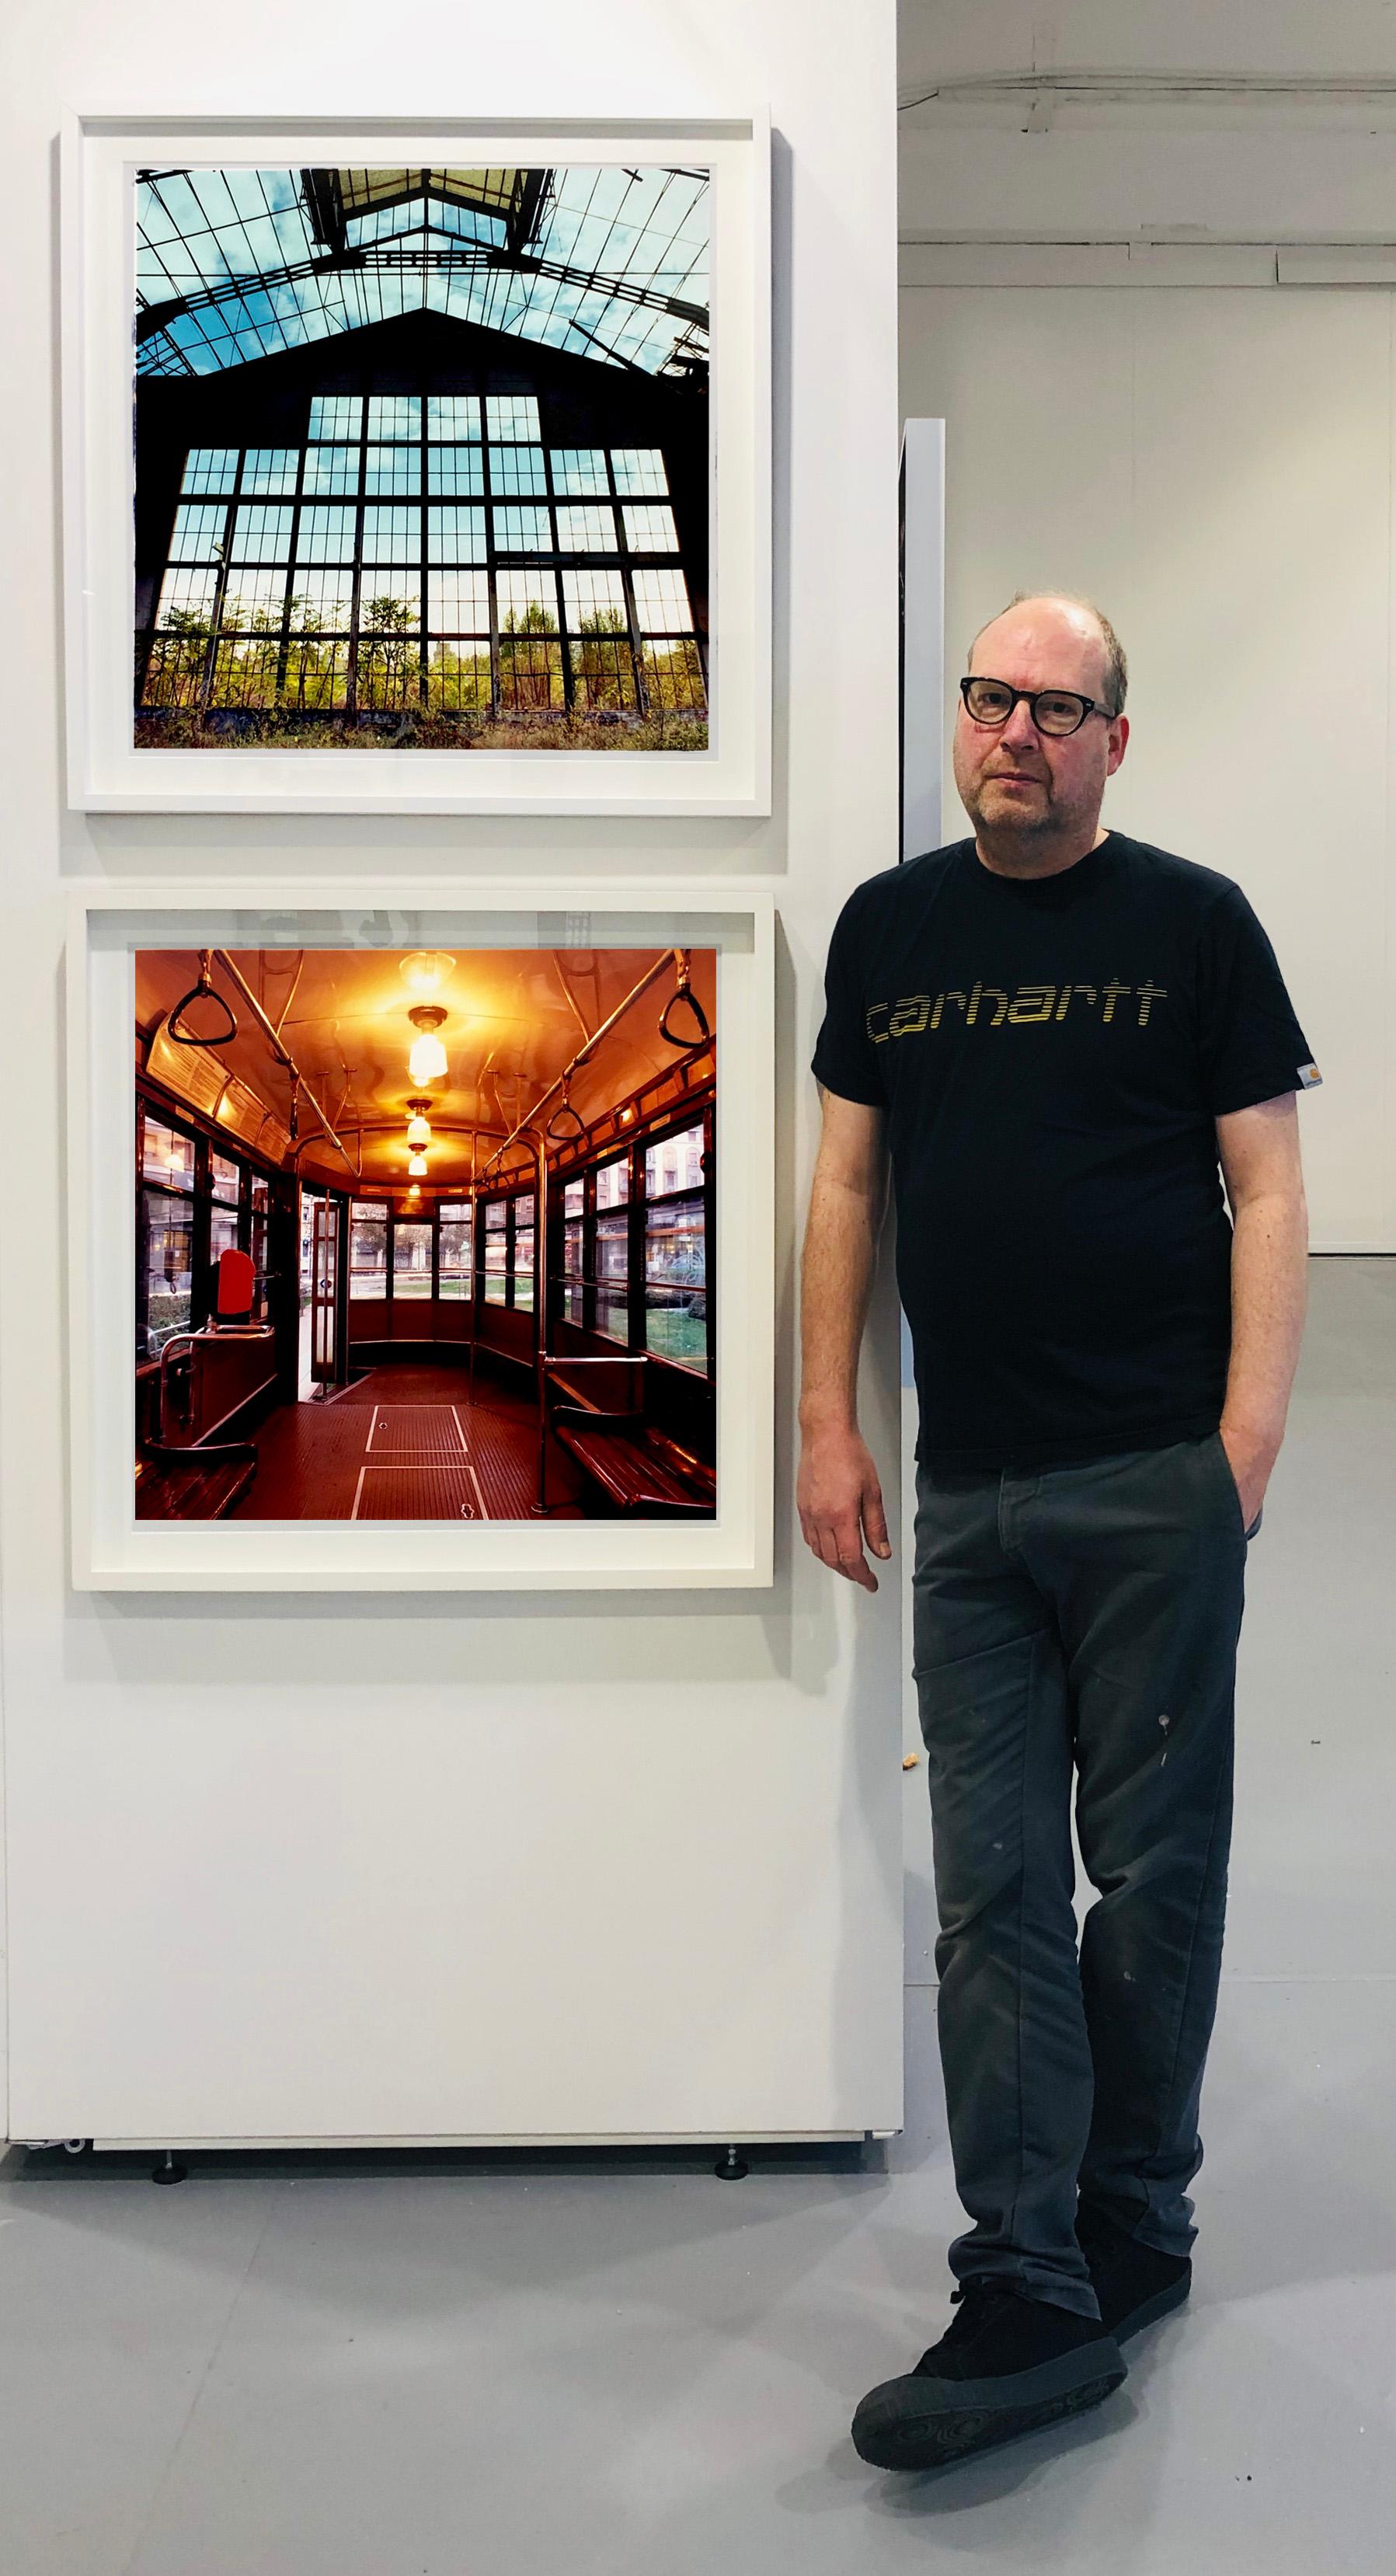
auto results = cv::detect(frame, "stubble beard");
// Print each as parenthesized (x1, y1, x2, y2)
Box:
(964, 767, 1060, 845)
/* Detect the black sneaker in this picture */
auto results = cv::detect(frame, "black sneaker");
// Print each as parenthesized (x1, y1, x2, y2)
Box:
(851, 2280, 1127, 2473)
(1075, 2200, 1192, 2342)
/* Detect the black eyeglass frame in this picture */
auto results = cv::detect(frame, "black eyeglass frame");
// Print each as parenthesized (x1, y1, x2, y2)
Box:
(958, 675, 1113, 737)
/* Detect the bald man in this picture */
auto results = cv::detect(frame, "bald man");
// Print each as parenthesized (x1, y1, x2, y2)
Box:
(800, 593, 1316, 2473)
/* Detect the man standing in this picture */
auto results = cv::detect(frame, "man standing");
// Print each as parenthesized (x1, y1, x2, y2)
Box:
(799, 593, 1316, 2473)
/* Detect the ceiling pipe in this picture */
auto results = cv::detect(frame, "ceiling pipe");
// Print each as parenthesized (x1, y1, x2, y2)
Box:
(481, 949, 684, 1181)
(209, 950, 360, 1181)
(898, 71, 1396, 113)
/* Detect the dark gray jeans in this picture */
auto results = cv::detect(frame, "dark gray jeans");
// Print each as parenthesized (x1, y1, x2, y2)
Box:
(912, 1430, 1255, 2319)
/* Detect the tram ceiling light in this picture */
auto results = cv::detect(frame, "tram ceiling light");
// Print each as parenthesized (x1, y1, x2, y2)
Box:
(408, 1150, 430, 1177)
(407, 1004, 449, 1085)
(406, 1114, 432, 1149)
(399, 951, 455, 996)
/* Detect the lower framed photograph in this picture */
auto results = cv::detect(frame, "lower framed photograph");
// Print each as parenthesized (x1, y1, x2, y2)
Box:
(66, 881, 774, 1591)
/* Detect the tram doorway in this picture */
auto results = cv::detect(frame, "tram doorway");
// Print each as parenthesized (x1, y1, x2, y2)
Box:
(298, 1187, 346, 1399)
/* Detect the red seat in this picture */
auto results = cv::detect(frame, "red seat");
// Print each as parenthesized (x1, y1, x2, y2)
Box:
(216, 1246, 256, 1321)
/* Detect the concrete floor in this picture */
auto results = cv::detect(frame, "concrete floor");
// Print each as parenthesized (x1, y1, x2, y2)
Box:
(2, 1256, 1392, 2576)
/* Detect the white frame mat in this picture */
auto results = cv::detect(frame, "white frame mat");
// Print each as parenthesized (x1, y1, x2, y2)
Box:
(61, 113, 771, 817)
(68, 880, 775, 1590)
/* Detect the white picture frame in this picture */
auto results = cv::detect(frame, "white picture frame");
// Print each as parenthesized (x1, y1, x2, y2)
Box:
(61, 113, 771, 817)
(67, 879, 775, 1590)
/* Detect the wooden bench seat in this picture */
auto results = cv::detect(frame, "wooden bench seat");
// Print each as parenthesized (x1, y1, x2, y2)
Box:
(135, 1438, 257, 1522)
(550, 1404, 715, 1518)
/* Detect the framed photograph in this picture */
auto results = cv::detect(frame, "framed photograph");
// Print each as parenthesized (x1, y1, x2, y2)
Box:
(62, 115, 771, 815)
(67, 880, 774, 1590)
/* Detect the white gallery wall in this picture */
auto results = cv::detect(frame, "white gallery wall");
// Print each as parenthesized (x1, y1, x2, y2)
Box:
(899, 0, 1396, 1253)
(0, 2, 904, 2140)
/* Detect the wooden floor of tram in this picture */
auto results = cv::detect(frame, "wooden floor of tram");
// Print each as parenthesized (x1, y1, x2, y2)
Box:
(229, 1365, 587, 1521)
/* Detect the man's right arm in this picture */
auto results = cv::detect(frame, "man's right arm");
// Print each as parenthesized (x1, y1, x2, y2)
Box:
(796, 1085, 893, 1592)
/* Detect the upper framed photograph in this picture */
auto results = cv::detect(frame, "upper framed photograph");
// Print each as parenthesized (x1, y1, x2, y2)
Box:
(61, 115, 771, 816)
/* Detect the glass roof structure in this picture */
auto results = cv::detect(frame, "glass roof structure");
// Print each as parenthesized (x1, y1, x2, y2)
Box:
(136, 165, 710, 383)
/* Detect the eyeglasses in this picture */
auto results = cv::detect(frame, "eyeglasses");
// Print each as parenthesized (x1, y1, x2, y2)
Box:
(959, 675, 1110, 738)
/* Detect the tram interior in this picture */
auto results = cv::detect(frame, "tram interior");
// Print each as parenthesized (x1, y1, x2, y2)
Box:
(134, 944, 716, 1523)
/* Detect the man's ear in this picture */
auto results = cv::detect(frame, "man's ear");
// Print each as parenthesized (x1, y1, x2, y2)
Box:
(1106, 714, 1130, 775)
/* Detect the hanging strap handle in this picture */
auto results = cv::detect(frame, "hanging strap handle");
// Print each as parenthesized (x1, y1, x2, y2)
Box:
(167, 951, 238, 1049)
(545, 1067, 587, 1145)
(659, 950, 711, 1048)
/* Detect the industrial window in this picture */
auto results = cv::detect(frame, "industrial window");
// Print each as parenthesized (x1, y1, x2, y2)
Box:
(364, 445, 420, 496)
(493, 504, 552, 554)
(549, 448, 607, 496)
(486, 393, 540, 441)
(621, 505, 679, 554)
(427, 395, 479, 439)
(610, 448, 668, 497)
(139, 382, 704, 730)
(554, 504, 616, 553)
(304, 445, 358, 495)
(489, 445, 548, 497)
(427, 446, 484, 497)
(308, 396, 363, 439)
(368, 395, 421, 439)
(242, 449, 299, 497)
(183, 448, 239, 495)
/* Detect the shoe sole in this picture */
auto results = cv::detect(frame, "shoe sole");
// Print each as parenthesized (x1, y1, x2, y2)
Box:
(851, 2342, 1127, 2473)
(1111, 2273, 1192, 2343)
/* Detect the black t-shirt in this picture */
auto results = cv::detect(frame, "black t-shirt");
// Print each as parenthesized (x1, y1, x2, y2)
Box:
(811, 829, 1321, 1470)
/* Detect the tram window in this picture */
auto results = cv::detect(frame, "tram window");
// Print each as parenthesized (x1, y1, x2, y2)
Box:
(561, 1177, 585, 1324)
(393, 1218, 433, 1299)
(350, 1201, 388, 1298)
(483, 1199, 508, 1304)
(210, 1201, 240, 1273)
(437, 1202, 472, 1299)
(645, 1121, 704, 1200)
(642, 1120, 708, 1373)
(249, 1173, 271, 1320)
(595, 1206, 629, 1343)
(594, 1155, 628, 1211)
(142, 1116, 195, 1190)
(141, 1190, 194, 1354)
(644, 1196, 707, 1372)
(210, 1149, 242, 1204)
(511, 1194, 535, 1313)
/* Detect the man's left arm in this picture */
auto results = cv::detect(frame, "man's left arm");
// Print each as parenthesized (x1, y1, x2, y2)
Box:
(1215, 1093, 1311, 1527)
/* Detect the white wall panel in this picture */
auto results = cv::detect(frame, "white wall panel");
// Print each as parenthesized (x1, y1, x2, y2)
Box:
(0, 0, 904, 2142)
(900, 283, 1393, 1248)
